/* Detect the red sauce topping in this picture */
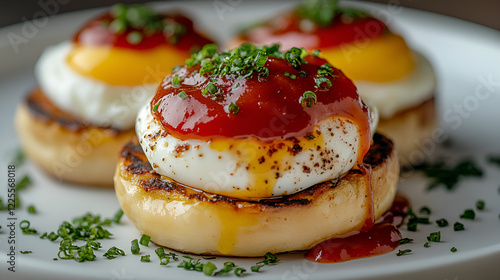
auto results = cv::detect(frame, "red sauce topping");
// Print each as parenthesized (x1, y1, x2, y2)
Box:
(73, 13, 213, 51)
(151, 54, 371, 160)
(240, 12, 388, 50)
(305, 194, 410, 263)
(305, 223, 402, 263)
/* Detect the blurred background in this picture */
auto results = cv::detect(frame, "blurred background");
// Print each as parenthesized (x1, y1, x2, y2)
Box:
(1, 0, 499, 30)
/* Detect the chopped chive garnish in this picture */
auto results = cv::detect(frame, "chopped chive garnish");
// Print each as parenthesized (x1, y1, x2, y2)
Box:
(126, 31, 143, 45)
(13, 149, 26, 166)
(160, 257, 169, 265)
(416, 159, 483, 191)
(284, 72, 297, 80)
(476, 200, 485, 210)
(300, 91, 317, 108)
(112, 209, 124, 223)
(419, 206, 432, 215)
(152, 101, 160, 112)
(178, 90, 188, 100)
(171, 74, 182, 88)
(27, 205, 37, 214)
(315, 76, 332, 89)
(451, 247, 458, 252)
(203, 261, 217, 276)
(436, 218, 449, 227)
(228, 102, 240, 114)
(20, 250, 32, 254)
(234, 267, 246, 277)
(487, 155, 500, 166)
(15, 175, 32, 192)
(20, 220, 37, 234)
(131, 239, 140, 254)
(398, 238, 413, 245)
(251, 264, 264, 272)
(139, 234, 151, 246)
(427, 231, 441, 242)
(259, 252, 280, 265)
(311, 49, 321, 56)
(215, 262, 236, 275)
(103, 246, 125, 259)
(396, 249, 412, 256)
(424, 242, 430, 248)
(155, 248, 165, 258)
(460, 209, 475, 220)
(172, 65, 183, 73)
(141, 255, 151, 262)
(454, 222, 465, 231)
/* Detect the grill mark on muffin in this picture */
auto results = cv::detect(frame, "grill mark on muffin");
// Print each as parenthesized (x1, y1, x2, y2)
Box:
(24, 88, 122, 134)
(118, 133, 393, 209)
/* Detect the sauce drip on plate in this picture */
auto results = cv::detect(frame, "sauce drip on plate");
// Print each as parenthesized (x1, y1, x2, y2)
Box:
(305, 194, 410, 263)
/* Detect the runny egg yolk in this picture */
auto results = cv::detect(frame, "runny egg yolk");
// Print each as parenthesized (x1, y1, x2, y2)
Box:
(321, 33, 414, 83)
(66, 45, 188, 86)
(208, 130, 325, 199)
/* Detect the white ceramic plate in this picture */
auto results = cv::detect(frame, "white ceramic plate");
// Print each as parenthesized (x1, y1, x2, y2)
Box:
(1, 1, 500, 280)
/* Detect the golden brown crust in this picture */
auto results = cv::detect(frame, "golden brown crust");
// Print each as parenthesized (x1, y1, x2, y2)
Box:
(114, 133, 399, 256)
(14, 89, 135, 187)
(377, 97, 436, 167)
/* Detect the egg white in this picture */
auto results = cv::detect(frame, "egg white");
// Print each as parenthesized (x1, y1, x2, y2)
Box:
(35, 41, 157, 130)
(136, 98, 378, 198)
(355, 52, 436, 119)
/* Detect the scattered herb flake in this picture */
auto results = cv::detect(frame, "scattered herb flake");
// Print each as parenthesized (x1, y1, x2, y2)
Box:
(396, 249, 412, 256)
(131, 239, 140, 254)
(27, 205, 37, 214)
(476, 200, 485, 210)
(20, 250, 32, 254)
(203, 261, 217, 276)
(424, 242, 430, 248)
(139, 234, 151, 246)
(436, 219, 449, 227)
(460, 209, 475, 220)
(251, 264, 264, 272)
(451, 247, 458, 253)
(284, 71, 297, 80)
(178, 90, 188, 100)
(487, 155, 500, 166)
(419, 206, 432, 215)
(228, 102, 240, 114)
(235, 267, 246, 277)
(259, 252, 280, 265)
(454, 222, 465, 231)
(15, 175, 32, 192)
(112, 209, 124, 224)
(103, 246, 125, 259)
(20, 220, 37, 235)
(141, 255, 151, 262)
(398, 238, 413, 245)
(427, 231, 441, 242)
(416, 159, 483, 191)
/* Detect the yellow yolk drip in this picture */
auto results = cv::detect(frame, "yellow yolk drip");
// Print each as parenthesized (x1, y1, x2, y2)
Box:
(214, 205, 258, 255)
(321, 33, 414, 83)
(209, 131, 324, 199)
(66, 45, 188, 86)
